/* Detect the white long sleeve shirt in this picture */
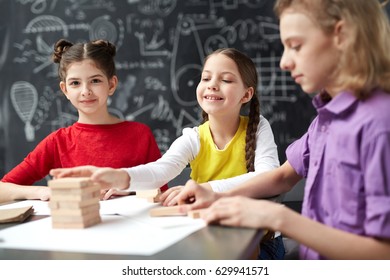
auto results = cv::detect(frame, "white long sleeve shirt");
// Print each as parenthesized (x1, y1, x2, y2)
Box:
(125, 115, 280, 192)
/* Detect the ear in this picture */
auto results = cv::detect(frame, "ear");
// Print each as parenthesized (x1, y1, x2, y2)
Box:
(108, 75, 118, 96)
(59, 81, 70, 100)
(333, 20, 348, 49)
(241, 87, 254, 104)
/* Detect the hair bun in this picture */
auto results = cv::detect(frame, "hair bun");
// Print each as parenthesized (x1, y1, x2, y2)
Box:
(52, 39, 73, 63)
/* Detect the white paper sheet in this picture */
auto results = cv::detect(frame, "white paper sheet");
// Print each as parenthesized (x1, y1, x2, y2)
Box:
(0, 196, 206, 256)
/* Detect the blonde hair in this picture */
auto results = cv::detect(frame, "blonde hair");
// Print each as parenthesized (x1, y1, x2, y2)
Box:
(274, 0, 390, 99)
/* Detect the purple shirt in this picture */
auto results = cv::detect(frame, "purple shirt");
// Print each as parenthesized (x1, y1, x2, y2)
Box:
(286, 90, 390, 260)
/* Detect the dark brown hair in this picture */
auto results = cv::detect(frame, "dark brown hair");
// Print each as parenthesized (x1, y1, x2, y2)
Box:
(201, 48, 261, 172)
(52, 39, 117, 82)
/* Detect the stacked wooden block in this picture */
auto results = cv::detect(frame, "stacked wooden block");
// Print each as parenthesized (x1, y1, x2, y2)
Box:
(48, 177, 101, 229)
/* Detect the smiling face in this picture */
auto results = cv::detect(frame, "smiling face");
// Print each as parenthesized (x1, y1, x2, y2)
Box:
(60, 59, 117, 123)
(196, 53, 253, 120)
(279, 8, 343, 96)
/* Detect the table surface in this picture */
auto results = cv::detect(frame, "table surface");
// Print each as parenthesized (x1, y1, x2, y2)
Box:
(0, 214, 263, 260)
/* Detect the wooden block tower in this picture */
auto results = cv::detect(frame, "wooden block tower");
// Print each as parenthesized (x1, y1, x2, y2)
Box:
(48, 177, 102, 229)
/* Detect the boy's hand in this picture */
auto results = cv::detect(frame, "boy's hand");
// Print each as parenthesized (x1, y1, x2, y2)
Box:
(175, 180, 222, 211)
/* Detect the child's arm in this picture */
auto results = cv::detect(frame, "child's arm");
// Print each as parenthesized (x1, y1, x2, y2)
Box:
(0, 182, 49, 203)
(50, 165, 99, 178)
(121, 128, 198, 190)
(226, 161, 300, 198)
(51, 166, 130, 190)
(51, 128, 199, 192)
(161, 161, 299, 206)
(160, 118, 280, 205)
(280, 207, 390, 259)
(174, 161, 300, 211)
(0, 133, 62, 203)
(202, 196, 390, 259)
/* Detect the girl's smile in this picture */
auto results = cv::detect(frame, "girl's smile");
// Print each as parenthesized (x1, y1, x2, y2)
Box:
(197, 53, 252, 118)
(204, 94, 224, 101)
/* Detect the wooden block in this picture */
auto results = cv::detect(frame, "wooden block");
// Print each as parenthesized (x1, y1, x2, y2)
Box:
(50, 184, 101, 197)
(50, 204, 100, 216)
(137, 188, 162, 203)
(48, 197, 100, 209)
(146, 193, 161, 203)
(48, 178, 102, 229)
(136, 188, 161, 199)
(48, 177, 96, 189)
(50, 190, 100, 202)
(149, 206, 205, 218)
(52, 215, 102, 229)
(51, 211, 100, 223)
(50, 184, 101, 196)
(187, 209, 203, 219)
(149, 205, 186, 217)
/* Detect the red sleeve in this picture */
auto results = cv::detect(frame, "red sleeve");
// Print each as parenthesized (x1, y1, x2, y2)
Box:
(1, 133, 57, 185)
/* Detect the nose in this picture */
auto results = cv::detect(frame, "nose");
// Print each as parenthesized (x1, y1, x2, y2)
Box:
(279, 50, 293, 71)
(82, 86, 92, 96)
(207, 79, 218, 91)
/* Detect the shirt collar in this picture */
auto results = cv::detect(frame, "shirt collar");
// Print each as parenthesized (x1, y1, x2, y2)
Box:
(313, 90, 358, 116)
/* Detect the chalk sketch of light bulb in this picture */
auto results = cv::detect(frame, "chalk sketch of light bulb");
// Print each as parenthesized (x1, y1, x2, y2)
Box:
(10, 81, 38, 142)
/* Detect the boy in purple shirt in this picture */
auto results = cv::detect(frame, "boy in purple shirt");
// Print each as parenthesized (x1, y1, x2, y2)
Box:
(285, 89, 390, 259)
(173, 0, 390, 259)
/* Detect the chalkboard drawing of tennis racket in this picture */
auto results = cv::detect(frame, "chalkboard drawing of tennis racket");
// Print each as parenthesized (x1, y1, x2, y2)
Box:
(10, 81, 38, 142)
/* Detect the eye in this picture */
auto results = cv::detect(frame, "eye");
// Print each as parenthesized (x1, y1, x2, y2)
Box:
(222, 79, 232, 83)
(289, 44, 301, 51)
(91, 79, 102, 84)
(69, 81, 80, 86)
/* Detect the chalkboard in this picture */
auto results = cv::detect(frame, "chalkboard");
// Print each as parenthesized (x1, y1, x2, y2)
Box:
(0, 0, 316, 183)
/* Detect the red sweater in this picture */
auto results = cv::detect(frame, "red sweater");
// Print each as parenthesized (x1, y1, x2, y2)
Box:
(2, 121, 167, 190)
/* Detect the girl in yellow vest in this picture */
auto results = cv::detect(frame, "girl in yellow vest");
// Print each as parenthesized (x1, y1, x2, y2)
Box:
(51, 48, 283, 258)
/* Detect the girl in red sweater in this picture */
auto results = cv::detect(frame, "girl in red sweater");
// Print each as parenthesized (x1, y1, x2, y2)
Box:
(0, 39, 163, 203)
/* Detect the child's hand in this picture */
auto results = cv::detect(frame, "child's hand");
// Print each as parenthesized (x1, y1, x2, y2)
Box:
(91, 168, 130, 191)
(50, 166, 130, 192)
(37, 186, 50, 201)
(100, 188, 131, 200)
(159, 186, 184, 206)
(202, 196, 284, 230)
(175, 180, 221, 211)
(50, 165, 98, 179)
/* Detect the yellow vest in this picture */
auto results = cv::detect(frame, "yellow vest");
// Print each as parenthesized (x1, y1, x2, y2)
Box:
(190, 116, 248, 183)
